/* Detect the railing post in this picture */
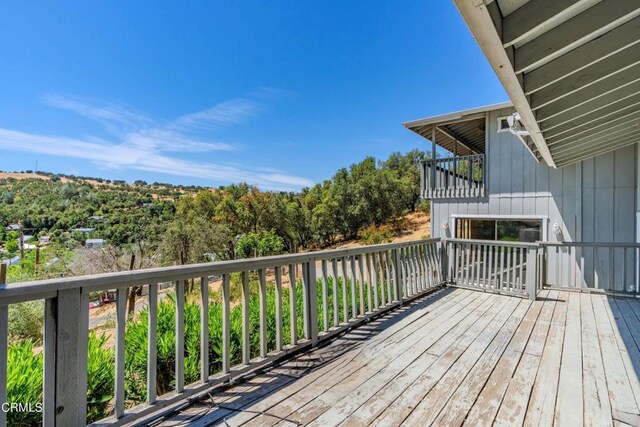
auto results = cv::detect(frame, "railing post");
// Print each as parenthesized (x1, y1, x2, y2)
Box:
(392, 248, 403, 304)
(305, 257, 319, 346)
(54, 288, 89, 426)
(420, 160, 425, 198)
(440, 240, 449, 284)
(526, 246, 539, 300)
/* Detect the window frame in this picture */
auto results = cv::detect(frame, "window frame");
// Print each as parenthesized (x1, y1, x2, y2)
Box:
(450, 214, 549, 242)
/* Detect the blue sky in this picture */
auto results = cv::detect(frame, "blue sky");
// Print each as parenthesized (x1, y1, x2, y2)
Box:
(0, 1, 507, 191)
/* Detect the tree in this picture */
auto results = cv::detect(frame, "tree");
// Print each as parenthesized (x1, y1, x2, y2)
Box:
(236, 230, 284, 258)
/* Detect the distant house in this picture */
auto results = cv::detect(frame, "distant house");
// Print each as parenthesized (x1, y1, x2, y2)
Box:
(88, 215, 105, 222)
(39, 236, 51, 244)
(1, 256, 20, 266)
(45, 257, 59, 267)
(85, 239, 105, 249)
(71, 228, 96, 234)
(6, 224, 21, 232)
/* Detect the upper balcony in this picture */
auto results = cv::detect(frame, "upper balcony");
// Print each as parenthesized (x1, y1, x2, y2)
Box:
(404, 102, 512, 200)
(421, 153, 485, 199)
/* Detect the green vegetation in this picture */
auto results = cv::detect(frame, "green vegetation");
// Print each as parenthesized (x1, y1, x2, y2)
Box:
(1, 150, 427, 425)
(1, 150, 426, 279)
(7, 274, 380, 425)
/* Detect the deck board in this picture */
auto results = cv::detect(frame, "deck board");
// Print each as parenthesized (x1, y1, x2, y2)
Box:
(158, 288, 640, 427)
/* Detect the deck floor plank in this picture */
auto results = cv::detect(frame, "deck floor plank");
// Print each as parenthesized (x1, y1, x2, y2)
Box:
(608, 298, 640, 411)
(579, 293, 613, 427)
(554, 291, 584, 427)
(592, 294, 640, 419)
(188, 289, 469, 427)
(371, 294, 516, 427)
(155, 289, 640, 427)
(406, 300, 530, 425)
(492, 291, 556, 426)
(239, 290, 484, 427)
(303, 293, 507, 426)
(522, 290, 567, 427)
(266, 292, 495, 426)
(461, 291, 548, 427)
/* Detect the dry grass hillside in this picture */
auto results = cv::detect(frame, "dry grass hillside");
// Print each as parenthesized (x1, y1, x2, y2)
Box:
(329, 210, 430, 250)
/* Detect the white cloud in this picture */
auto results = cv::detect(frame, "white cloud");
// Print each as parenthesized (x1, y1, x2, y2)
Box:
(1, 92, 313, 191)
(0, 128, 313, 191)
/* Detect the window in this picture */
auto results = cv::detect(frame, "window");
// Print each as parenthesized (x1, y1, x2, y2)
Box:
(497, 116, 510, 133)
(455, 218, 543, 242)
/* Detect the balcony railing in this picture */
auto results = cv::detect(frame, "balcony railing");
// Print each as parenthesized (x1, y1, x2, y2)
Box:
(0, 239, 443, 426)
(421, 154, 485, 199)
(2, 237, 640, 426)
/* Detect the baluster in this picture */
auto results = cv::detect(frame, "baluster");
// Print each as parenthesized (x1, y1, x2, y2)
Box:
(115, 288, 127, 416)
(358, 255, 366, 313)
(609, 246, 614, 291)
(392, 249, 401, 303)
(274, 267, 283, 351)
(321, 259, 329, 332)
(200, 277, 209, 382)
(350, 256, 358, 318)
(288, 265, 297, 345)
(385, 251, 392, 302)
(258, 269, 267, 358)
(222, 274, 231, 372)
(487, 245, 496, 288)
(242, 271, 251, 364)
(43, 298, 56, 425)
(301, 263, 310, 340)
(147, 284, 158, 404)
(372, 253, 380, 308)
(341, 257, 349, 323)
(0, 305, 7, 427)
(306, 258, 318, 346)
(175, 280, 185, 392)
(331, 259, 339, 326)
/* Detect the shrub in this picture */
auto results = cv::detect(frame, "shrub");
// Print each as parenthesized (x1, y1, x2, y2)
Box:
(357, 224, 394, 245)
(8, 301, 44, 341)
(6, 332, 113, 426)
(6, 275, 378, 423)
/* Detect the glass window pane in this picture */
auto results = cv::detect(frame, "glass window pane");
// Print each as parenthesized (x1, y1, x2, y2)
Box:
(456, 219, 495, 240)
(497, 220, 541, 242)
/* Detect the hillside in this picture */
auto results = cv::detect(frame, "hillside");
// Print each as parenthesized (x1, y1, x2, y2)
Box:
(1, 150, 428, 284)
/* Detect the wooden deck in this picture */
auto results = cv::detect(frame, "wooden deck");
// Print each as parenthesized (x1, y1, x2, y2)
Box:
(159, 288, 640, 427)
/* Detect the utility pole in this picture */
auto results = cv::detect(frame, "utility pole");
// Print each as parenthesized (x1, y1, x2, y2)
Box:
(35, 160, 38, 173)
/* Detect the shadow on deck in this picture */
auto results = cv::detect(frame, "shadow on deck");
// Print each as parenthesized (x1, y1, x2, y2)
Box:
(154, 288, 640, 427)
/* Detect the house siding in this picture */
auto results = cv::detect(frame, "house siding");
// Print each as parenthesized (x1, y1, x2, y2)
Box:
(431, 107, 637, 290)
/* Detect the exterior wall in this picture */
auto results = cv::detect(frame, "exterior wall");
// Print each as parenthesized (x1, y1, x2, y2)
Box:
(431, 107, 638, 289)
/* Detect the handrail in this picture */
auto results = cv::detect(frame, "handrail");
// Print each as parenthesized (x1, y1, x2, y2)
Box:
(0, 238, 445, 426)
(0, 239, 441, 305)
(446, 238, 540, 248)
(539, 241, 640, 248)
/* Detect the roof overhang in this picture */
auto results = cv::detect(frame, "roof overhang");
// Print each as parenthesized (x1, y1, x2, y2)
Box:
(453, 0, 640, 168)
(403, 101, 512, 155)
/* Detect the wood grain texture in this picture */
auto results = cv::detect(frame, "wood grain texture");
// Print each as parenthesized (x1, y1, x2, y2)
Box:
(155, 289, 640, 427)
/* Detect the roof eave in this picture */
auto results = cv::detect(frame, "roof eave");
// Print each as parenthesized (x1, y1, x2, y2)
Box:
(452, 0, 556, 167)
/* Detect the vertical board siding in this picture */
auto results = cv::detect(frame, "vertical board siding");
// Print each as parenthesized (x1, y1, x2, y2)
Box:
(431, 107, 637, 290)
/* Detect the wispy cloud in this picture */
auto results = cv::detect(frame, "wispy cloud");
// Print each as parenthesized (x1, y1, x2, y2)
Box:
(2, 91, 313, 191)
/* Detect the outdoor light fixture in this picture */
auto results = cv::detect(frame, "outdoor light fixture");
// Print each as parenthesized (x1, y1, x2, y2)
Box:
(552, 222, 564, 242)
(442, 220, 449, 231)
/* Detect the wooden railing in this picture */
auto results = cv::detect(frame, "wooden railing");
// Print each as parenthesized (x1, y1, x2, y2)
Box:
(0, 239, 443, 426)
(540, 242, 640, 295)
(445, 239, 540, 299)
(421, 154, 485, 199)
